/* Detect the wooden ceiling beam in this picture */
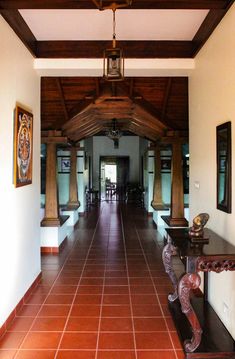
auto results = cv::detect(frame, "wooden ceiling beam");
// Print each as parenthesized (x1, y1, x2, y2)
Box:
(41, 77, 189, 135)
(95, 113, 132, 120)
(36, 40, 194, 58)
(63, 115, 96, 134)
(95, 78, 100, 98)
(68, 99, 94, 120)
(41, 130, 63, 137)
(160, 135, 188, 144)
(192, 0, 234, 56)
(76, 128, 103, 141)
(133, 104, 167, 131)
(1, 1, 233, 63)
(63, 113, 94, 133)
(55, 78, 69, 128)
(165, 130, 188, 137)
(71, 124, 104, 142)
(118, 123, 131, 131)
(161, 78, 172, 123)
(65, 82, 99, 119)
(102, 119, 131, 128)
(64, 122, 96, 137)
(128, 79, 181, 130)
(134, 97, 176, 129)
(94, 100, 132, 111)
(96, 96, 130, 103)
(0, 0, 229, 9)
(128, 123, 157, 142)
(131, 116, 164, 137)
(129, 78, 134, 99)
(70, 120, 101, 137)
(62, 105, 94, 130)
(0, 9, 37, 56)
(41, 136, 68, 144)
(95, 107, 133, 117)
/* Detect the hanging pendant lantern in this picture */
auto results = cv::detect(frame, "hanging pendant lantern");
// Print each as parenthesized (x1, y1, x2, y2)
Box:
(103, 7, 124, 81)
(103, 47, 124, 81)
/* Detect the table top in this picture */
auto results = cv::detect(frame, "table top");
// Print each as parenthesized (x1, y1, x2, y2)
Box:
(165, 227, 235, 258)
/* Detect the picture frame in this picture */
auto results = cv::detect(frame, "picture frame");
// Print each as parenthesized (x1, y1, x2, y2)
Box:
(14, 105, 33, 187)
(216, 121, 232, 213)
(161, 157, 171, 173)
(61, 157, 71, 173)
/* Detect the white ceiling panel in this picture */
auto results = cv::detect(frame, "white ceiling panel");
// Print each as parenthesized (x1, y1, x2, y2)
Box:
(19, 9, 209, 41)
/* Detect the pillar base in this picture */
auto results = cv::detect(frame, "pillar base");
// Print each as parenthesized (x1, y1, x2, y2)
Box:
(41, 215, 69, 227)
(161, 215, 188, 227)
(61, 206, 79, 227)
(151, 201, 169, 211)
(65, 201, 80, 210)
(40, 216, 70, 252)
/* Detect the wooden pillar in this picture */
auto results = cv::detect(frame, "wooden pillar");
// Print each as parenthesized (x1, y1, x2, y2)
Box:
(163, 142, 188, 226)
(41, 143, 62, 226)
(151, 145, 165, 209)
(67, 146, 80, 209)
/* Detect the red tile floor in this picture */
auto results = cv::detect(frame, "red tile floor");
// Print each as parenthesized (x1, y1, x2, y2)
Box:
(0, 202, 185, 359)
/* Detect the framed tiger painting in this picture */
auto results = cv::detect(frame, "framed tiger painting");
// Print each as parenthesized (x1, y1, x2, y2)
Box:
(14, 105, 33, 187)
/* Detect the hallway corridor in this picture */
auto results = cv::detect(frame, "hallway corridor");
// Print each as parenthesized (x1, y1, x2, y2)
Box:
(0, 203, 183, 359)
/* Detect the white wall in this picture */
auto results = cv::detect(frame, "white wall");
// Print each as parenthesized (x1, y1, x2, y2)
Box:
(189, 4, 235, 338)
(92, 136, 140, 190)
(0, 17, 41, 326)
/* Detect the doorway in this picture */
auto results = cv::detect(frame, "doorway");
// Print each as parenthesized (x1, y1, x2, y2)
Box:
(100, 156, 129, 200)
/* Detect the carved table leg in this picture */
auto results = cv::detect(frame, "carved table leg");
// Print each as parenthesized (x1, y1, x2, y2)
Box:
(162, 243, 178, 302)
(178, 273, 202, 352)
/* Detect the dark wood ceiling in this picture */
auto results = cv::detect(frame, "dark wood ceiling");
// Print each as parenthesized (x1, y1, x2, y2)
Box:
(0, 0, 233, 58)
(1, 0, 233, 143)
(41, 77, 188, 142)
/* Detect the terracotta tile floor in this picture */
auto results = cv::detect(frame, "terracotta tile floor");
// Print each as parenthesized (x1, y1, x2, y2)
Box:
(0, 202, 184, 359)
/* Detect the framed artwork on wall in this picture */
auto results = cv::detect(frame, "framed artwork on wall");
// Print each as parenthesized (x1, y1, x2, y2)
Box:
(61, 157, 71, 173)
(14, 105, 33, 187)
(161, 156, 171, 173)
(216, 121, 232, 213)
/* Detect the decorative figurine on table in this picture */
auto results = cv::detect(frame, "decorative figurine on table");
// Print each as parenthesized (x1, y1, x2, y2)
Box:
(189, 213, 210, 241)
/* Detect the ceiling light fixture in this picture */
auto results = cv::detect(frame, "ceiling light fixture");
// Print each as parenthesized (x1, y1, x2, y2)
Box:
(106, 118, 122, 148)
(92, 0, 132, 81)
(103, 6, 124, 81)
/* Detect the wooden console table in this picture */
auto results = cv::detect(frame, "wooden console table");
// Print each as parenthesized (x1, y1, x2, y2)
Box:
(162, 227, 235, 358)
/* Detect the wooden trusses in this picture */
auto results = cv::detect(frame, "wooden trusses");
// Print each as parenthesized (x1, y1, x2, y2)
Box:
(41, 77, 188, 143)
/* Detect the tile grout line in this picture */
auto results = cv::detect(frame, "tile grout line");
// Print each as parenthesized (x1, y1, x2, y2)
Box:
(94, 207, 110, 359)
(120, 205, 138, 359)
(54, 205, 105, 358)
(7, 329, 179, 334)
(12, 206, 103, 358)
(2, 203, 182, 358)
(133, 215, 180, 359)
